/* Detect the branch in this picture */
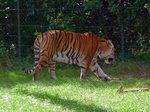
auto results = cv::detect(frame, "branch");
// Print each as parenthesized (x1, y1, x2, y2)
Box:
(117, 85, 150, 93)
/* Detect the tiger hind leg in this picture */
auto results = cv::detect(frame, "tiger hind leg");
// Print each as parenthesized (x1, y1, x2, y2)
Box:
(33, 53, 48, 81)
(33, 64, 42, 81)
(48, 60, 57, 80)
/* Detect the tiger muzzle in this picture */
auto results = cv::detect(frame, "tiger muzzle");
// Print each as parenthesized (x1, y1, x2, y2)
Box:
(105, 57, 115, 65)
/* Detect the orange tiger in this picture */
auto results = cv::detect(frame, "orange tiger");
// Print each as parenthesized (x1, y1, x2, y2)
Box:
(24, 30, 115, 81)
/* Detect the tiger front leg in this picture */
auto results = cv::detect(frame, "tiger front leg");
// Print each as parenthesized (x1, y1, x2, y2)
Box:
(48, 61, 57, 80)
(79, 66, 89, 80)
(90, 61, 111, 81)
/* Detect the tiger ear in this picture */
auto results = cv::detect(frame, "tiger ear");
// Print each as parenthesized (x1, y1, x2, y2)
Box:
(84, 32, 93, 37)
(107, 40, 112, 43)
(84, 32, 89, 36)
(107, 40, 113, 47)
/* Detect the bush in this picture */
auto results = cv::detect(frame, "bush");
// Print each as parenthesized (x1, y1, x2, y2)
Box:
(0, 41, 17, 69)
(129, 33, 150, 59)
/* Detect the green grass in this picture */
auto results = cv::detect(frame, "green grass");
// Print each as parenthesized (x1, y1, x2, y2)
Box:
(0, 60, 150, 112)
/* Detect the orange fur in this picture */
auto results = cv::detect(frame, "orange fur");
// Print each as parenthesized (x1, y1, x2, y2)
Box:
(30, 30, 114, 80)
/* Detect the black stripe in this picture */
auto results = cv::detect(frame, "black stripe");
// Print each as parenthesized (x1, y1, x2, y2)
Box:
(34, 41, 39, 48)
(93, 68, 98, 73)
(34, 52, 39, 56)
(54, 30, 57, 39)
(79, 65, 86, 69)
(36, 37, 40, 45)
(43, 37, 49, 50)
(56, 53, 59, 57)
(75, 58, 79, 63)
(70, 50, 75, 58)
(56, 31, 64, 50)
(34, 58, 39, 61)
(92, 61, 96, 66)
(40, 49, 47, 54)
(75, 37, 81, 59)
(61, 51, 64, 58)
(70, 36, 76, 58)
(63, 32, 69, 51)
(40, 53, 48, 58)
(34, 47, 39, 51)
(66, 47, 72, 57)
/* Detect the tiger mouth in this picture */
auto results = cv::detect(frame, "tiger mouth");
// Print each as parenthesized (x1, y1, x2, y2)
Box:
(104, 59, 114, 65)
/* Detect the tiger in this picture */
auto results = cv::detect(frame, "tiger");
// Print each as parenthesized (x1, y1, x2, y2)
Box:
(23, 30, 115, 81)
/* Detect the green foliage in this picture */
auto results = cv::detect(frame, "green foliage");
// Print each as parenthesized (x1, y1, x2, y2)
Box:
(0, 41, 16, 58)
(130, 33, 150, 58)
(0, 0, 149, 59)
(47, 12, 74, 31)
(34, 30, 41, 36)
(0, 41, 8, 57)
(0, 41, 17, 69)
(84, 0, 102, 9)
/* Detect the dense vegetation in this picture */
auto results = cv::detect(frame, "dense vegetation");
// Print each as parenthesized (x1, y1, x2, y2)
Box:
(0, 0, 149, 59)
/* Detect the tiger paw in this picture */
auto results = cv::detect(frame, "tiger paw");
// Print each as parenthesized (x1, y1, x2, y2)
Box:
(98, 75, 111, 81)
(50, 74, 57, 80)
(80, 75, 85, 80)
(102, 76, 111, 81)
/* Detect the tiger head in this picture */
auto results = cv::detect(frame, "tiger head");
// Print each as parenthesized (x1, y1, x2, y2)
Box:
(97, 38, 115, 65)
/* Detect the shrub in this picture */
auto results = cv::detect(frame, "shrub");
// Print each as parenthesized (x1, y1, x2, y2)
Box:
(0, 41, 17, 69)
(130, 33, 150, 59)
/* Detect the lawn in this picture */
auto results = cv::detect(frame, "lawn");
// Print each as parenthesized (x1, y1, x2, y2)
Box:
(0, 60, 150, 112)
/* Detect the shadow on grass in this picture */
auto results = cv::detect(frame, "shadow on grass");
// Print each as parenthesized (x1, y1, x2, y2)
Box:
(0, 68, 80, 89)
(0, 70, 32, 89)
(18, 89, 113, 112)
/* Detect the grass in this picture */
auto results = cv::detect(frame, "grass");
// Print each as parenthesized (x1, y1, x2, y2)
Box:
(0, 60, 150, 112)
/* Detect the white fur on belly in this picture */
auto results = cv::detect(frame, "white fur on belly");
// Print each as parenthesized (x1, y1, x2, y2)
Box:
(53, 51, 82, 64)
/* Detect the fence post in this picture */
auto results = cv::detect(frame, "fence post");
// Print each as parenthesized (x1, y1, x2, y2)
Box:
(120, 21, 125, 61)
(17, 0, 21, 60)
(120, 1, 125, 61)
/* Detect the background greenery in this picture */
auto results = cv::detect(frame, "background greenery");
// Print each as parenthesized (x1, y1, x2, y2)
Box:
(0, 0, 149, 60)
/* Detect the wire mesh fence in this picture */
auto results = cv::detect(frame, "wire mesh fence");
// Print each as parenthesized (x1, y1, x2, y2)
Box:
(0, 1, 149, 61)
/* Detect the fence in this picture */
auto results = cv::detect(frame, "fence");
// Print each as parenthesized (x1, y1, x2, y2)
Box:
(1, 1, 149, 61)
